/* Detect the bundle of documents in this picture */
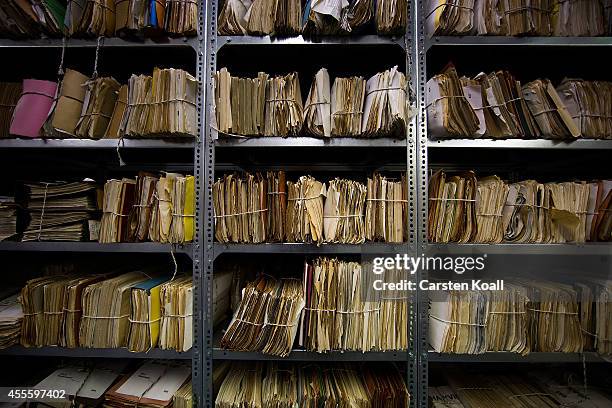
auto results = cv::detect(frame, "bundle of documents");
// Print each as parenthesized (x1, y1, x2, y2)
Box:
(0, 294, 22, 349)
(485, 284, 529, 354)
(172, 380, 193, 408)
(10, 79, 57, 138)
(217, 0, 301, 36)
(105, 361, 191, 408)
(48, 69, 90, 138)
(426, 65, 480, 138)
(429, 290, 489, 354)
(429, 386, 464, 408)
(75, 0, 116, 37)
(244, 0, 278, 35)
(303, 0, 370, 35)
(427, 170, 478, 243)
(522, 78, 581, 140)
(529, 370, 612, 408)
(473, 175, 508, 243)
(169, 174, 195, 244)
(20, 276, 60, 347)
(285, 175, 326, 244)
(79, 271, 148, 348)
(213, 172, 268, 243)
(149, 172, 175, 243)
(216, 362, 409, 407)
(331, 76, 366, 137)
(365, 174, 408, 243)
(214, 68, 268, 136)
(303, 68, 331, 138)
(0, 1, 65, 38)
(426, 0, 475, 36)
(501, 0, 553, 36)
(557, 79, 612, 139)
(22, 180, 98, 242)
(0, 82, 21, 138)
(323, 178, 367, 244)
(75, 77, 121, 139)
(0, 196, 18, 241)
(99, 178, 136, 243)
(165, 0, 198, 35)
(376, 0, 408, 34)
(122, 68, 198, 138)
(264, 72, 303, 137)
(61, 275, 105, 348)
(106, 85, 129, 139)
(553, 0, 605, 36)
(128, 276, 170, 352)
(217, 0, 251, 35)
(362, 66, 408, 138)
(116, 0, 192, 36)
(587, 180, 612, 241)
(127, 173, 158, 242)
(35, 361, 127, 407)
(266, 171, 287, 242)
(221, 276, 304, 357)
(159, 275, 194, 352)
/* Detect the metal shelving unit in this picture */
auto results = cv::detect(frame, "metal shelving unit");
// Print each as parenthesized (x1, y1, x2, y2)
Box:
(215, 136, 407, 148)
(426, 35, 612, 50)
(216, 34, 405, 50)
(428, 138, 612, 150)
(214, 348, 409, 362)
(0, 36, 197, 50)
(0, 241, 193, 256)
(0, 139, 194, 149)
(0, 346, 192, 359)
(428, 352, 606, 363)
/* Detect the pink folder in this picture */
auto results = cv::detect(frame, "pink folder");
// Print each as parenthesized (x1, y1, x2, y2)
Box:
(10, 79, 57, 138)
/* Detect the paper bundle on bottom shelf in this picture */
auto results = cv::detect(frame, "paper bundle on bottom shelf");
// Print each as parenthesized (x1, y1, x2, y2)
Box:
(215, 362, 409, 407)
(0, 293, 22, 349)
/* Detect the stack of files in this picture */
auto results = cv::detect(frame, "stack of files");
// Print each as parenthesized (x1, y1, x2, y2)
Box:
(376, 0, 408, 35)
(10, 79, 57, 138)
(364, 173, 408, 243)
(446, 372, 561, 407)
(588, 180, 612, 241)
(554, 0, 605, 36)
(61, 275, 106, 348)
(362, 66, 408, 138)
(473, 175, 508, 243)
(530, 370, 612, 407)
(0, 196, 18, 241)
(557, 79, 612, 140)
(99, 178, 136, 243)
(217, 0, 251, 35)
(22, 180, 98, 242)
(20, 276, 61, 347)
(104, 361, 191, 408)
(426, 65, 481, 139)
(72, 0, 116, 37)
(522, 78, 581, 140)
(34, 361, 127, 406)
(575, 279, 612, 355)
(427, 170, 478, 243)
(216, 362, 409, 407)
(426, 0, 475, 36)
(172, 380, 193, 408)
(527, 281, 583, 353)
(302, 0, 372, 35)
(485, 284, 530, 354)
(0, 82, 22, 138)
(429, 289, 489, 354)
(215, 362, 263, 407)
(331, 76, 366, 137)
(285, 175, 326, 244)
(266, 171, 287, 242)
(323, 178, 367, 244)
(127, 173, 158, 242)
(220, 275, 304, 357)
(303, 68, 332, 138)
(128, 276, 170, 353)
(159, 275, 194, 352)
(0, 1, 65, 38)
(169, 174, 195, 244)
(48, 69, 90, 138)
(214, 68, 268, 136)
(165, 0, 198, 35)
(106, 85, 129, 139)
(0, 294, 22, 349)
(149, 172, 176, 243)
(213, 172, 268, 243)
(217, 0, 301, 36)
(264, 72, 303, 137)
(429, 386, 464, 408)
(79, 271, 149, 348)
(75, 77, 121, 139)
(503, 0, 553, 36)
(121, 68, 198, 138)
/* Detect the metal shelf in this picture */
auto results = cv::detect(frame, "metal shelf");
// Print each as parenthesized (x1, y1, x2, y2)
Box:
(0, 346, 191, 359)
(213, 243, 410, 259)
(0, 37, 197, 50)
(0, 241, 193, 257)
(217, 35, 405, 51)
(214, 348, 409, 361)
(427, 36, 612, 50)
(0, 138, 194, 149)
(428, 138, 612, 150)
(426, 243, 612, 256)
(215, 137, 408, 148)
(429, 351, 606, 363)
